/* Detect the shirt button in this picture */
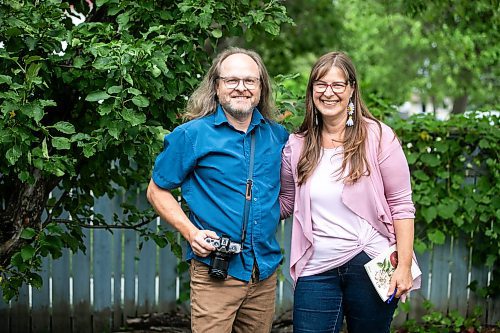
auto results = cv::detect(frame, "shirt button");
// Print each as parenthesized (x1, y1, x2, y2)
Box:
(254, 220, 257, 225)
(253, 198, 257, 201)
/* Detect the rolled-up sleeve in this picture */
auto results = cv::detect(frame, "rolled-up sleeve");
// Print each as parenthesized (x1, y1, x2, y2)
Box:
(378, 129, 416, 220)
(279, 140, 295, 219)
(152, 127, 196, 190)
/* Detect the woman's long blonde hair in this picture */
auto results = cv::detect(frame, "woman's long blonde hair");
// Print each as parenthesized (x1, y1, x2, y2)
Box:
(184, 47, 276, 120)
(296, 51, 381, 186)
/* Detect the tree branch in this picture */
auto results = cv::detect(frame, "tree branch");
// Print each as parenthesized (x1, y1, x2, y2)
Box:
(51, 216, 156, 229)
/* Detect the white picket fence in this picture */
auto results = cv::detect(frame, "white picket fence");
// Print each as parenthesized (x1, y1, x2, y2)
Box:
(0, 191, 498, 332)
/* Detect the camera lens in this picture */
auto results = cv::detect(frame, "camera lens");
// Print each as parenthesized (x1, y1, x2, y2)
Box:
(209, 252, 230, 280)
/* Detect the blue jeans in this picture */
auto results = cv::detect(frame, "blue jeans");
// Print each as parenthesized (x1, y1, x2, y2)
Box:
(293, 251, 398, 333)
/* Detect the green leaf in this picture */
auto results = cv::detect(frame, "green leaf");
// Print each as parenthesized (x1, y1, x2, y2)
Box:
(151, 234, 167, 248)
(42, 138, 49, 159)
(6, 146, 22, 165)
(0, 74, 12, 85)
(93, 56, 118, 70)
(22, 104, 44, 123)
(437, 201, 458, 219)
(70, 133, 90, 142)
(127, 87, 142, 96)
(11, 252, 24, 268)
(211, 29, 223, 38)
(20, 228, 37, 240)
(421, 206, 437, 223)
(29, 273, 43, 289)
(117, 13, 130, 29)
(25, 56, 43, 64)
(108, 122, 123, 139)
(97, 104, 113, 116)
(121, 108, 146, 126)
(83, 144, 96, 158)
(96, 0, 110, 7)
(40, 99, 56, 108)
(108, 85, 123, 94)
(46, 224, 63, 235)
(85, 91, 111, 102)
(245, 28, 255, 42)
(486, 254, 496, 268)
(434, 141, 448, 153)
(263, 22, 280, 36)
(21, 245, 36, 261)
(428, 229, 445, 245)
(414, 239, 428, 254)
(26, 63, 42, 82)
(53, 121, 76, 134)
(250, 10, 265, 23)
(131, 95, 150, 108)
(150, 65, 161, 77)
(18, 171, 31, 182)
(43, 235, 63, 257)
(413, 170, 430, 181)
(420, 153, 441, 167)
(52, 137, 71, 150)
(124, 73, 133, 85)
(73, 57, 85, 68)
(177, 261, 189, 274)
(71, 38, 81, 47)
(478, 139, 490, 148)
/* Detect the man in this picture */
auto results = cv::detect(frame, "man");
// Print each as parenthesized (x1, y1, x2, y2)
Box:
(147, 47, 288, 333)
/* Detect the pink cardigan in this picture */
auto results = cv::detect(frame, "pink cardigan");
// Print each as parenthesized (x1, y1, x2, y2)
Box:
(279, 118, 421, 292)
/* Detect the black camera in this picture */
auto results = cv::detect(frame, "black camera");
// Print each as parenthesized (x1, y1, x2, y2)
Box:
(205, 235, 242, 280)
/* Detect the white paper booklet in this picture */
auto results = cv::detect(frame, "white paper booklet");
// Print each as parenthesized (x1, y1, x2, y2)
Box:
(364, 244, 422, 301)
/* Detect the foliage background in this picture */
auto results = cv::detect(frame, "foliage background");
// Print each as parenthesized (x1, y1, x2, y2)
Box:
(252, 0, 499, 113)
(0, 0, 292, 300)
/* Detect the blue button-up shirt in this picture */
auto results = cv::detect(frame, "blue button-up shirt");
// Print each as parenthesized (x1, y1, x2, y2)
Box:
(152, 105, 289, 282)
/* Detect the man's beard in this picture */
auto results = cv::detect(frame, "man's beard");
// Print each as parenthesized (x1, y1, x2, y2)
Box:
(221, 100, 257, 121)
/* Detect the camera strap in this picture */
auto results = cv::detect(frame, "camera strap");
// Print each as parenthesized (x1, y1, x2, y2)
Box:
(240, 132, 255, 247)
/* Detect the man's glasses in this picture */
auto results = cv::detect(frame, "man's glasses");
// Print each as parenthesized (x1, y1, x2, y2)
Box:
(218, 77, 260, 90)
(312, 81, 348, 93)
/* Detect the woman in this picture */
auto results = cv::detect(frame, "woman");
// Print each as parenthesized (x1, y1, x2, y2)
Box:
(279, 51, 421, 333)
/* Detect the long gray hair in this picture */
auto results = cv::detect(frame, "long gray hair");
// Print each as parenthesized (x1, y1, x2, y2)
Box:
(184, 47, 275, 120)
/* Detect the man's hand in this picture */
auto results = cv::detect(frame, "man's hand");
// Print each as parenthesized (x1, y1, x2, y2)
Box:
(188, 229, 219, 257)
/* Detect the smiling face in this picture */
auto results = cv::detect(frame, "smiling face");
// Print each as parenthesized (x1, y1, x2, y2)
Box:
(216, 53, 261, 121)
(312, 66, 354, 123)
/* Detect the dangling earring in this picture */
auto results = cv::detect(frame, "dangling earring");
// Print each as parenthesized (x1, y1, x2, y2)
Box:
(346, 99, 355, 127)
(314, 111, 318, 126)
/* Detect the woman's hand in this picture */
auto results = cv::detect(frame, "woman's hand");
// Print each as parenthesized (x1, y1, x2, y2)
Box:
(387, 265, 413, 300)
(391, 218, 415, 301)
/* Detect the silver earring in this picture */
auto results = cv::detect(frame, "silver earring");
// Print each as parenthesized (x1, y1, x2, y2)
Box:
(346, 99, 355, 127)
(315, 111, 318, 126)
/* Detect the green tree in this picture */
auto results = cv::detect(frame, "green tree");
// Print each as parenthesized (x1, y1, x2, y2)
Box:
(253, 0, 499, 114)
(372, 0, 500, 113)
(245, 0, 342, 76)
(249, 0, 431, 113)
(0, 0, 291, 300)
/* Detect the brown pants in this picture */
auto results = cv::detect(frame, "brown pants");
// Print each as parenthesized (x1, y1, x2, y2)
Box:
(190, 259, 277, 333)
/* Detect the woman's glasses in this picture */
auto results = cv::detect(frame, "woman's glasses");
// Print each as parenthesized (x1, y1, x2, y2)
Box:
(313, 81, 348, 93)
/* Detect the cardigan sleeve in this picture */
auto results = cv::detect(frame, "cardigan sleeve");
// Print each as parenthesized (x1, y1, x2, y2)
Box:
(378, 125, 416, 220)
(279, 139, 295, 220)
